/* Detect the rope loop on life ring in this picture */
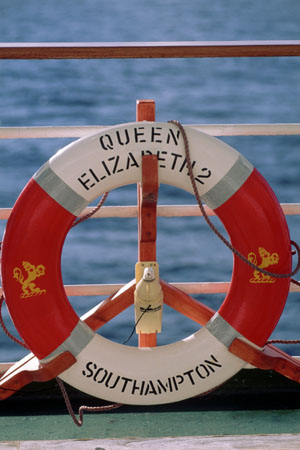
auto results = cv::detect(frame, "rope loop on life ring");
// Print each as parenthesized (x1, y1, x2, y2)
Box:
(169, 119, 300, 281)
(1, 122, 292, 405)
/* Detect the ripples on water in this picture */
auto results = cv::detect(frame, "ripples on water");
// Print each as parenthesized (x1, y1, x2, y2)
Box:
(1, 0, 300, 360)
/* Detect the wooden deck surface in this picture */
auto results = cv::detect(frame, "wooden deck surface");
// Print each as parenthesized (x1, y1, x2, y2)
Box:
(1, 434, 300, 449)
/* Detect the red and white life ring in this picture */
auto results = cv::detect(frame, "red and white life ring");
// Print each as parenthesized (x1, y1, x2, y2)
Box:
(1, 122, 291, 405)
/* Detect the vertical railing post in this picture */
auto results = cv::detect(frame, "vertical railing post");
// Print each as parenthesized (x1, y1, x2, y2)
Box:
(136, 100, 158, 347)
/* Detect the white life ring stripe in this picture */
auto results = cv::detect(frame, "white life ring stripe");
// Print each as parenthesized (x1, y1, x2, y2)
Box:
(57, 327, 245, 405)
(35, 123, 252, 211)
(40, 312, 254, 404)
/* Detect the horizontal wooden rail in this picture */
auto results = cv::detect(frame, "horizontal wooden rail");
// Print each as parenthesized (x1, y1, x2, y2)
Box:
(0, 280, 299, 297)
(1, 123, 300, 139)
(0, 282, 227, 297)
(0, 203, 300, 220)
(1, 41, 300, 59)
(0, 126, 105, 139)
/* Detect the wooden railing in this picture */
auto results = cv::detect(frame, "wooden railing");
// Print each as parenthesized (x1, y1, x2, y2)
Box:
(1, 123, 300, 139)
(1, 123, 300, 296)
(1, 40, 300, 59)
(1, 41, 300, 298)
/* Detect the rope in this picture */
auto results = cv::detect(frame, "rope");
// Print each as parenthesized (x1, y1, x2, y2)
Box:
(0, 294, 29, 350)
(72, 191, 109, 227)
(60, 190, 120, 424)
(0, 193, 111, 348)
(0, 191, 121, 422)
(56, 377, 122, 427)
(267, 338, 300, 344)
(169, 120, 300, 282)
(0, 191, 110, 346)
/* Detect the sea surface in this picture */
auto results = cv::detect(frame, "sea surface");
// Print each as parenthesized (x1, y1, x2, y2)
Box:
(1, 0, 300, 361)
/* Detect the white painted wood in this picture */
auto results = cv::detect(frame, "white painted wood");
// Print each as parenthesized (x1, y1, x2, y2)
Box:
(1, 123, 300, 139)
(192, 123, 300, 136)
(0, 126, 105, 139)
(1, 203, 300, 220)
(64, 281, 230, 296)
(2, 278, 300, 298)
(1, 434, 300, 449)
(0, 281, 227, 297)
(0, 363, 13, 376)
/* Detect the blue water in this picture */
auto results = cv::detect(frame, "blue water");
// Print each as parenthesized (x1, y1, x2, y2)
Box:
(1, 0, 300, 361)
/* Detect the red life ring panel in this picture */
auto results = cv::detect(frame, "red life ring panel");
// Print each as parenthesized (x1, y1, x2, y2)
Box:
(0, 122, 291, 405)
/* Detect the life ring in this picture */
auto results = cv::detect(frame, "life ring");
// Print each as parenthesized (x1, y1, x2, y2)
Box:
(1, 122, 291, 405)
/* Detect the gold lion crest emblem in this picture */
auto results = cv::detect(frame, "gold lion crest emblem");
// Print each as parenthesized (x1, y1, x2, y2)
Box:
(248, 247, 279, 284)
(13, 261, 46, 298)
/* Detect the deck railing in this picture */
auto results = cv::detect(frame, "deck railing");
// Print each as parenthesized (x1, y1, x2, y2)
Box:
(1, 41, 300, 298)
(1, 40, 300, 59)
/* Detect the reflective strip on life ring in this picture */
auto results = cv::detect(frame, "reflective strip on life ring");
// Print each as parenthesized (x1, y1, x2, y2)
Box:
(1, 122, 291, 405)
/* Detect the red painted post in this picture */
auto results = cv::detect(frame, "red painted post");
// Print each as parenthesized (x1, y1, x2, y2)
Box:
(136, 100, 158, 347)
